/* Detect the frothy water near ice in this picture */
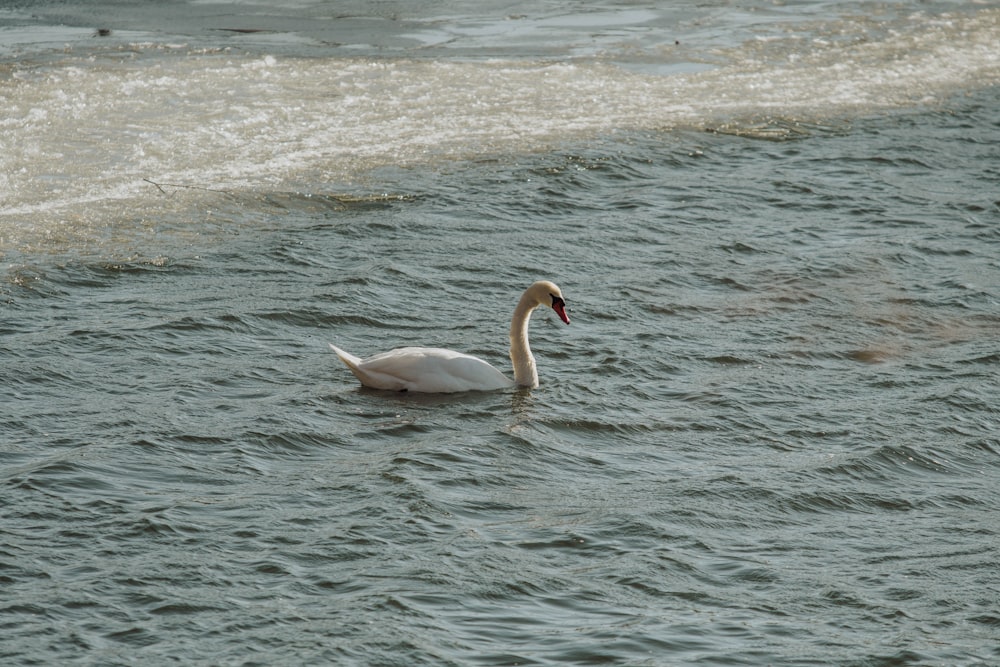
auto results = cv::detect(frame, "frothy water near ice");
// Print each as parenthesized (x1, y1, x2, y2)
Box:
(1, 5, 997, 256)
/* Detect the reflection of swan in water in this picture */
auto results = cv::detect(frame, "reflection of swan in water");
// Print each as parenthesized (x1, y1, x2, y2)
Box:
(329, 281, 570, 393)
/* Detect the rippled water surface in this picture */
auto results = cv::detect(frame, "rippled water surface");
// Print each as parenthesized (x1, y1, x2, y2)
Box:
(3, 2, 1000, 665)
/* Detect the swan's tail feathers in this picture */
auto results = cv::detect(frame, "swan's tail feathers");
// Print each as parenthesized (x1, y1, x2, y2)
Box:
(328, 343, 362, 369)
(328, 343, 406, 390)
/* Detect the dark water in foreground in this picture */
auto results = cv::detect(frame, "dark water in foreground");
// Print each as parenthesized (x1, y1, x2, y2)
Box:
(3, 2, 1000, 665)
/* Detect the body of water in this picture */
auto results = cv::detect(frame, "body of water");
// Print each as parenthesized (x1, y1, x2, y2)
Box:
(2, 2, 999, 665)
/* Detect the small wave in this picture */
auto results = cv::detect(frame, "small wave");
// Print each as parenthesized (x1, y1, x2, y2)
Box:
(814, 444, 956, 481)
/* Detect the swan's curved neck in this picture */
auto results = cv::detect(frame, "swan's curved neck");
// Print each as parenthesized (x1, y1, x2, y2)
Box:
(509, 293, 539, 388)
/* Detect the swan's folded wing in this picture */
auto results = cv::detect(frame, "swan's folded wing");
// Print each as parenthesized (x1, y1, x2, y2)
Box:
(336, 346, 514, 393)
(415, 350, 515, 393)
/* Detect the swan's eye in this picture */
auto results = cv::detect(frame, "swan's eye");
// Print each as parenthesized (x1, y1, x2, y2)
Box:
(550, 294, 570, 324)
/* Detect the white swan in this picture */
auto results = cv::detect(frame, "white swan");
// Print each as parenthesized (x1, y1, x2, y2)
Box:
(329, 280, 570, 393)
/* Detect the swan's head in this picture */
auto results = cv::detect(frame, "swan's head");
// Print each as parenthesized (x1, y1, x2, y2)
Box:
(528, 280, 570, 325)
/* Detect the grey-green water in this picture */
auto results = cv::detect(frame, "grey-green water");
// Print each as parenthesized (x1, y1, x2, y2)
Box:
(3, 2, 999, 665)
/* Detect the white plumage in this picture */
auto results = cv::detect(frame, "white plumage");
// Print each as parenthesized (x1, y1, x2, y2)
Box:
(329, 281, 570, 393)
(327, 345, 515, 393)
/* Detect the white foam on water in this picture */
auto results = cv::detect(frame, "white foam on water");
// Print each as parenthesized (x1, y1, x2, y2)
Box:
(1, 8, 997, 255)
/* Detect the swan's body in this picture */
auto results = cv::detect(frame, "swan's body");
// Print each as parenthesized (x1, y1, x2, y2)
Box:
(329, 281, 570, 393)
